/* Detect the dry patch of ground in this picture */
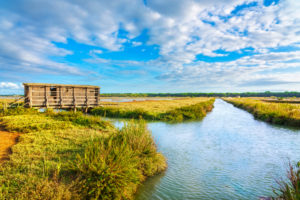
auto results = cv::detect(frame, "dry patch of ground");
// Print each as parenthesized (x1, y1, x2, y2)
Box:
(0, 129, 19, 162)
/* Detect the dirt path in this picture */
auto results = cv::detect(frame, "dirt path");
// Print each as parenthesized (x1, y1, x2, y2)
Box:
(0, 130, 19, 162)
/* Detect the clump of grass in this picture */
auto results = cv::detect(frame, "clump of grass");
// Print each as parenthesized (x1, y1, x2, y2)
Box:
(160, 99, 215, 121)
(46, 110, 112, 131)
(270, 162, 300, 200)
(0, 114, 74, 133)
(91, 98, 215, 122)
(90, 107, 155, 120)
(0, 99, 35, 117)
(0, 106, 37, 117)
(224, 98, 300, 127)
(70, 121, 166, 200)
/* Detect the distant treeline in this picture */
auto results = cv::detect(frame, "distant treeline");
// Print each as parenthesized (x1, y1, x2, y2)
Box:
(100, 91, 300, 97)
(1, 91, 300, 98)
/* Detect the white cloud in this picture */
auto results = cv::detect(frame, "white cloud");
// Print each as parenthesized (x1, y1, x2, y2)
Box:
(0, 82, 23, 90)
(156, 50, 300, 91)
(89, 49, 103, 55)
(1, 0, 300, 91)
(132, 41, 142, 47)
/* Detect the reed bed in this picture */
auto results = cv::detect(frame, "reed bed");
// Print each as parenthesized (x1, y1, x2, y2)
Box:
(224, 98, 300, 127)
(0, 109, 166, 199)
(91, 98, 215, 122)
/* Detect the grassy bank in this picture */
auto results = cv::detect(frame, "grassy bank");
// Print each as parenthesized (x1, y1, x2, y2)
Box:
(91, 98, 215, 122)
(224, 98, 300, 127)
(0, 108, 166, 199)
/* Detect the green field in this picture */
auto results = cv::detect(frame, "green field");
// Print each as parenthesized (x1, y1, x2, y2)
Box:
(0, 107, 166, 200)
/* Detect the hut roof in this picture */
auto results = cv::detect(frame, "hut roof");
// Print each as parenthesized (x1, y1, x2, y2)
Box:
(23, 83, 100, 88)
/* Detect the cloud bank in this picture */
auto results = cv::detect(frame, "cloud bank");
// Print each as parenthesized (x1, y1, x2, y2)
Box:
(0, 0, 300, 92)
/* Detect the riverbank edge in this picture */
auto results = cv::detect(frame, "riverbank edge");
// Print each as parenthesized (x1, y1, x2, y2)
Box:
(90, 99, 215, 122)
(0, 109, 167, 199)
(223, 98, 300, 127)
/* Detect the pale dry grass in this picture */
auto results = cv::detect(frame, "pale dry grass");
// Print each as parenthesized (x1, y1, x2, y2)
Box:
(224, 98, 300, 126)
(100, 97, 212, 114)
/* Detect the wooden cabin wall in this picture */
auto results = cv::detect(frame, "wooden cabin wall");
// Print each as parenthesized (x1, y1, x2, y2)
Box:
(25, 85, 100, 108)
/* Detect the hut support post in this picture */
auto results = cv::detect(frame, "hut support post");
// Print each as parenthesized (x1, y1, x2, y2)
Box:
(28, 86, 32, 108)
(95, 88, 99, 106)
(73, 87, 76, 112)
(59, 87, 63, 109)
(84, 87, 88, 113)
(45, 86, 48, 108)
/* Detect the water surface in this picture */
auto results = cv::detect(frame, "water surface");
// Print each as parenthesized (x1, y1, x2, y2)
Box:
(133, 99, 300, 200)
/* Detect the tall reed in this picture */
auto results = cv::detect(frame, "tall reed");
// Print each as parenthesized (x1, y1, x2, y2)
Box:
(271, 162, 300, 200)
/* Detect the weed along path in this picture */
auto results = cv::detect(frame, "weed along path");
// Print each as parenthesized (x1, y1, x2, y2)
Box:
(0, 129, 19, 162)
(129, 99, 300, 200)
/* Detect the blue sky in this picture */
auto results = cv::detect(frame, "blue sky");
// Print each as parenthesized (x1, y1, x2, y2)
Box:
(0, 0, 300, 94)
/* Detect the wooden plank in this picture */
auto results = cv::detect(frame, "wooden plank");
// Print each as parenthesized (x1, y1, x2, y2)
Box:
(29, 86, 32, 108)
(96, 88, 99, 106)
(73, 87, 76, 112)
(45, 86, 48, 108)
(59, 87, 63, 108)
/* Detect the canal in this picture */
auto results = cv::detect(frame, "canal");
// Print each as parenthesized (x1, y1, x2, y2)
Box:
(132, 99, 300, 200)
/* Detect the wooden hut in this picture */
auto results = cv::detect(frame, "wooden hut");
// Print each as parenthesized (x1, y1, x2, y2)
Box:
(23, 83, 100, 109)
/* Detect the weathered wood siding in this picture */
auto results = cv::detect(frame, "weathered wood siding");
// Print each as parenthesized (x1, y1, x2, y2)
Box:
(23, 83, 99, 108)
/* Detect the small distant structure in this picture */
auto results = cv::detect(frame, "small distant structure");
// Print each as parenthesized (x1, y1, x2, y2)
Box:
(23, 83, 100, 110)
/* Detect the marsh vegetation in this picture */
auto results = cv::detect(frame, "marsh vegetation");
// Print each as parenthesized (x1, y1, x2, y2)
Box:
(1, 98, 300, 200)
(91, 98, 215, 122)
(224, 98, 300, 127)
(0, 104, 166, 200)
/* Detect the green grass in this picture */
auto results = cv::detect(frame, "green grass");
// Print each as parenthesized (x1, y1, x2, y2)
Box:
(270, 162, 300, 200)
(69, 121, 166, 199)
(224, 98, 300, 127)
(0, 110, 166, 199)
(91, 98, 215, 122)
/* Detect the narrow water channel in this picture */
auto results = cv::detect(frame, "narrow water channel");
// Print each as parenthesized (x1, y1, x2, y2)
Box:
(132, 99, 300, 200)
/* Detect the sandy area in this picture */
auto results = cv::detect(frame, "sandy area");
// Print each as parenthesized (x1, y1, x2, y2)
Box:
(0, 130, 19, 162)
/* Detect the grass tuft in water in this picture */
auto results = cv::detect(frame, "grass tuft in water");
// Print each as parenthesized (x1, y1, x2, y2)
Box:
(270, 162, 300, 200)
